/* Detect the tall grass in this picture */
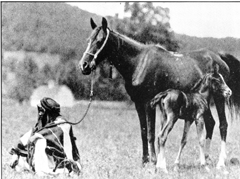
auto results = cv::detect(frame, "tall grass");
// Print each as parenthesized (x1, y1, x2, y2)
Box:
(2, 99, 240, 179)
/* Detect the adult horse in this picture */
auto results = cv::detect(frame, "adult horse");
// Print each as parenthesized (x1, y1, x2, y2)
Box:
(78, 17, 240, 170)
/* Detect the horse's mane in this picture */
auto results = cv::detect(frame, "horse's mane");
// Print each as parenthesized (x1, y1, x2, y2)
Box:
(155, 44, 169, 52)
(111, 30, 146, 48)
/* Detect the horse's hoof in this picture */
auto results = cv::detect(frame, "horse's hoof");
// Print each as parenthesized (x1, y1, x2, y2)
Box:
(174, 164, 180, 172)
(155, 167, 168, 174)
(142, 157, 149, 167)
(203, 165, 210, 172)
(230, 157, 240, 166)
(150, 156, 157, 165)
(205, 155, 213, 165)
(216, 166, 229, 175)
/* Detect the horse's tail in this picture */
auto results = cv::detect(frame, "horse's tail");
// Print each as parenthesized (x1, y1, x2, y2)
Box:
(219, 53, 240, 120)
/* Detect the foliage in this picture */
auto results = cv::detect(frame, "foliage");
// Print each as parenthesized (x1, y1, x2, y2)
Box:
(2, 2, 101, 57)
(111, 2, 179, 51)
(55, 60, 90, 100)
(176, 34, 240, 58)
(7, 56, 39, 103)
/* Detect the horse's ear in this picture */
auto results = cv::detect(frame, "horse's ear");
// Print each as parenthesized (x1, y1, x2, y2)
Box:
(90, 18, 97, 29)
(213, 64, 219, 74)
(102, 17, 108, 32)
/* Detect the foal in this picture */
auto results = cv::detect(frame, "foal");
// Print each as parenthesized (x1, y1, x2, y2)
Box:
(150, 65, 232, 173)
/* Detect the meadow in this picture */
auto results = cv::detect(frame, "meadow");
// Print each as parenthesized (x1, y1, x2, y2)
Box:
(2, 99, 240, 179)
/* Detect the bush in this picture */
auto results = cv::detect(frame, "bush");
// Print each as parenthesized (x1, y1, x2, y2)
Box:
(7, 56, 39, 103)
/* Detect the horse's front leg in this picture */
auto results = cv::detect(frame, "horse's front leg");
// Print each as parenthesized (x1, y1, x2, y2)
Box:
(135, 102, 149, 166)
(146, 104, 157, 164)
(213, 95, 228, 170)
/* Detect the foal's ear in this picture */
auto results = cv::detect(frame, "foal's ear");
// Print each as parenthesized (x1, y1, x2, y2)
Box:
(90, 18, 97, 29)
(213, 64, 219, 74)
(102, 17, 108, 32)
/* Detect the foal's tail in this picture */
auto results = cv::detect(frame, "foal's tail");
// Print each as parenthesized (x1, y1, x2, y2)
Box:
(219, 53, 240, 120)
(150, 91, 168, 109)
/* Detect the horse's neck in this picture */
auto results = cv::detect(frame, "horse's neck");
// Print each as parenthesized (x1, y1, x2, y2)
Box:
(108, 32, 147, 81)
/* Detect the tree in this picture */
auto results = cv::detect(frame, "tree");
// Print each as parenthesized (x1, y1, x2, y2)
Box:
(8, 56, 39, 103)
(113, 2, 179, 51)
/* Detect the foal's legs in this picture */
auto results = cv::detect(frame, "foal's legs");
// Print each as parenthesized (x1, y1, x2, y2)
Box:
(174, 119, 193, 168)
(203, 108, 215, 161)
(213, 95, 228, 169)
(135, 102, 149, 165)
(195, 115, 206, 166)
(146, 104, 157, 164)
(156, 112, 178, 173)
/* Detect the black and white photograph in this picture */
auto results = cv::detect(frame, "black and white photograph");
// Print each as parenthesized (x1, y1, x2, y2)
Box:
(2, 1, 240, 178)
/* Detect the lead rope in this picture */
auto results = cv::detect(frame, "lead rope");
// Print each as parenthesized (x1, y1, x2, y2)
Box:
(64, 70, 95, 125)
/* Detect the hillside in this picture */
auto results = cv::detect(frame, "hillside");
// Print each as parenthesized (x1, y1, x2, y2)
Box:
(2, 2, 240, 60)
(175, 34, 240, 58)
(2, 2, 102, 58)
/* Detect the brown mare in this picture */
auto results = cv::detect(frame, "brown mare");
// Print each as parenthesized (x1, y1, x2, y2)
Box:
(150, 64, 232, 173)
(78, 17, 240, 170)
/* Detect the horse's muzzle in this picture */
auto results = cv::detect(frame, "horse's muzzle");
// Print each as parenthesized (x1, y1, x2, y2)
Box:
(78, 61, 91, 75)
(224, 88, 232, 98)
(80, 60, 96, 75)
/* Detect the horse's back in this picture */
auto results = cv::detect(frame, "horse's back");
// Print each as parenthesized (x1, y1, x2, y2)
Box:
(152, 50, 204, 91)
(183, 49, 230, 79)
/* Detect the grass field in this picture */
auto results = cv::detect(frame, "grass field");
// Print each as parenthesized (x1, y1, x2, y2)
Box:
(2, 99, 240, 179)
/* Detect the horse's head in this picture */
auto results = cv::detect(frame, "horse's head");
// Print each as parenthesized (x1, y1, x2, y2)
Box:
(79, 17, 110, 75)
(201, 64, 232, 98)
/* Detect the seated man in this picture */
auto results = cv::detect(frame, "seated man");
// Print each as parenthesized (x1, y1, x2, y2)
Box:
(9, 97, 81, 176)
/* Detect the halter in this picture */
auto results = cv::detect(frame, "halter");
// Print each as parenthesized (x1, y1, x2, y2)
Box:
(83, 28, 110, 62)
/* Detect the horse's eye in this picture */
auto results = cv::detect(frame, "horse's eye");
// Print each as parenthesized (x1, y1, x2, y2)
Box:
(96, 40, 103, 47)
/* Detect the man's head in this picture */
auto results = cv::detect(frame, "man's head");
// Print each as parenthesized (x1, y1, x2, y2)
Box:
(36, 98, 61, 129)
(40, 97, 60, 114)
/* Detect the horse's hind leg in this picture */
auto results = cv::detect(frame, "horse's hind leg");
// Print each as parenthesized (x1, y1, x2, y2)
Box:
(213, 95, 228, 170)
(146, 104, 157, 164)
(204, 108, 215, 162)
(135, 102, 149, 165)
(174, 119, 193, 170)
(156, 112, 178, 173)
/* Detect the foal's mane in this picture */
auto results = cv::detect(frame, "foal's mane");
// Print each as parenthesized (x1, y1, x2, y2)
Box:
(191, 73, 211, 92)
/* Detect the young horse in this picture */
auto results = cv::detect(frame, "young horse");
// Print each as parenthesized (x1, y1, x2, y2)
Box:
(78, 17, 240, 168)
(150, 65, 232, 173)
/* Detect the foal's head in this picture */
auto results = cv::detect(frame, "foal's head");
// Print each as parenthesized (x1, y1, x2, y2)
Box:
(198, 64, 232, 99)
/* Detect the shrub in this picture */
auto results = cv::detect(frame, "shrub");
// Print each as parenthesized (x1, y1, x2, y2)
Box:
(8, 56, 39, 103)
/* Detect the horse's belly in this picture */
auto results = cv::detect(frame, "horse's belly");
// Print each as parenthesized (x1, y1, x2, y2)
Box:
(126, 56, 203, 102)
